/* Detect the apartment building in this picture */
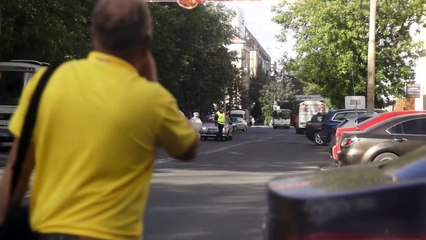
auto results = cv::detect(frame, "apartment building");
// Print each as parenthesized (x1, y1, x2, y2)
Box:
(227, 7, 272, 90)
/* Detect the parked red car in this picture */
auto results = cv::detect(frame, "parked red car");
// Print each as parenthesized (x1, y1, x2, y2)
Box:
(331, 110, 426, 161)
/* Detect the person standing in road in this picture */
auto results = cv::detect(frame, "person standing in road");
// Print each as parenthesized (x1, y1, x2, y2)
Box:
(0, 0, 199, 239)
(215, 108, 225, 141)
(190, 112, 202, 134)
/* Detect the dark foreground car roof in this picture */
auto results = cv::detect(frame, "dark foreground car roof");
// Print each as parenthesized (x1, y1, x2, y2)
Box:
(266, 146, 426, 239)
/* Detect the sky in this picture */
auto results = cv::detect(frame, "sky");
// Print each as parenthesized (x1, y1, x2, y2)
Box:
(222, 1, 295, 62)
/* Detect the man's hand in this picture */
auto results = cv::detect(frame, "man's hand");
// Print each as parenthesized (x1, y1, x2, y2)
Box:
(172, 136, 199, 162)
(139, 51, 157, 82)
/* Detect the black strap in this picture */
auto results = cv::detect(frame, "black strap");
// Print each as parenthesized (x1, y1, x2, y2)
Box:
(10, 63, 61, 196)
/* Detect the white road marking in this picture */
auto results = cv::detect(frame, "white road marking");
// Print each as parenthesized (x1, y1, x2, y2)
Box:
(155, 136, 274, 164)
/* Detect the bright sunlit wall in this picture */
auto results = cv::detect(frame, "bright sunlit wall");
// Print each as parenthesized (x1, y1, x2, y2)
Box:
(415, 20, 426, 110)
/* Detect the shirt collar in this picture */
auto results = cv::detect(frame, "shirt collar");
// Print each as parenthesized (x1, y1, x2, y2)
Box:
(88, 51, 139, 75)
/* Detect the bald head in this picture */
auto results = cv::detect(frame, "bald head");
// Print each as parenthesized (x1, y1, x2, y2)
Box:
(90, 0, 152, 57)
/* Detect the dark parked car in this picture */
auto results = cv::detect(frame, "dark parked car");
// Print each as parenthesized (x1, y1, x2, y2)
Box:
(319, 109, 385, 145)
(305, 113, 326, 145)
(328, 114, 377, 158)
(338, 113, 426, 166)
(265, 145, 426, 240)
(331, 111, 426, 161)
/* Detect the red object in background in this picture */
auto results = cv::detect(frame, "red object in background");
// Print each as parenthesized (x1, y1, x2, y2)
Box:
(332, 110, 426, 161)
(290, 115, 296, 126)
(196, 0, 206, 3)
(177, 0, 198, 9)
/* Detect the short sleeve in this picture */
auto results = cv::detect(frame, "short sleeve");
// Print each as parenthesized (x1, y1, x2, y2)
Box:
(8, 68, 47, 137)
(156, 97, 196, 156)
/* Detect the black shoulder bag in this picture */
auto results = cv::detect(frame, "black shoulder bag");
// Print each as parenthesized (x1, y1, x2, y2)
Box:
(0, 63, 60, 240)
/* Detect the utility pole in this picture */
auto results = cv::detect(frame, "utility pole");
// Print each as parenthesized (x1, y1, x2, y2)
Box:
(367, 0, 377, 113)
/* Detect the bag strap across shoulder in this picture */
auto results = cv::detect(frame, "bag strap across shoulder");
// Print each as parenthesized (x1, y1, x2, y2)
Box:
(10, 63, 61, 196)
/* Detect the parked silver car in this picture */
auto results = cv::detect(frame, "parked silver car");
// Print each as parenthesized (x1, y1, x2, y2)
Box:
(338, 113, 426, 165)
(199, 114, 233, 141)
(230, 117, 248, 132)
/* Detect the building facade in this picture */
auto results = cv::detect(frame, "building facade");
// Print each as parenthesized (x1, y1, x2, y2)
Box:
(227, 7, 272, 90)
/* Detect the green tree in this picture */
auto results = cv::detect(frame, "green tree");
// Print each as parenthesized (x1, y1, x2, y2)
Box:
(259, 71, 296, 119)
(273, 0, 426, 108)
(247, 65, 270, 120)
(0, 1, 238, 113)
(149, 3, 236, 113)
(226, 64, 248, 111)
(248, 65, 270, 104)
(0, 0, 95, 63)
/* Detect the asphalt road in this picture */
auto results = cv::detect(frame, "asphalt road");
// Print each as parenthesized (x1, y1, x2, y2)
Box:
(144, 125, 335, 240)
(0, 125, 335, 240)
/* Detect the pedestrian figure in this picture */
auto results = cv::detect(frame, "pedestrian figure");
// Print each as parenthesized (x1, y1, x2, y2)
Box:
(0, 0, 199, 239)
(190, 112, 202, 133)
(215, 108, 225, 141)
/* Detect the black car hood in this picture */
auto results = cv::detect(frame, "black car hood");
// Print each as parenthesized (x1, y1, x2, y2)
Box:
(266, 146, 426, 236)
(268, 164, 394, 199)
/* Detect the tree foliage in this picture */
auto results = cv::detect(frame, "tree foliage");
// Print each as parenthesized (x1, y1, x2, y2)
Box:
(0, 0, 95, 63)
(226, 63, 249, 111)
(149, 3, 236, 113)
(259, 71, 297, 118)
(273, 0, 426, 108)
(0, 1, 238, 113)
(246, 65, 271, 119)
(248, 65, 270, 104)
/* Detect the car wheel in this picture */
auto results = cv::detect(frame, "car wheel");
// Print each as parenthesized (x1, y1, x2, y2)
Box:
(372, 152, 399, 163)
(314, 132, 324, 145)
(243, 126, 247, 132)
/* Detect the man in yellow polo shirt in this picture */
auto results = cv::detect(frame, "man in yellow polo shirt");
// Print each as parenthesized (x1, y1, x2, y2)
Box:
(0, 0, 199, 239)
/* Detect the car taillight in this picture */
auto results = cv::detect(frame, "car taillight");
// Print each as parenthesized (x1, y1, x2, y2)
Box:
(341, 136, 359, 146)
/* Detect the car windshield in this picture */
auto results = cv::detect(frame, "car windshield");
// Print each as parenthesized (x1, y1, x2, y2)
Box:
(338, 114, 376, 128)
(203, 115, 216, 123)
(345, 112, 383, 128)
(272, 110, 290, 119)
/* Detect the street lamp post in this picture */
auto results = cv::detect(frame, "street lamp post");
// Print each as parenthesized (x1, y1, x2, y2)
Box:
(367, 0, 377, 113)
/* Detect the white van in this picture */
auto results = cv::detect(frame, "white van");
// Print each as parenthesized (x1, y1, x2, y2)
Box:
(0, 60, 47, 147)
(294, 101, 327, 134)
